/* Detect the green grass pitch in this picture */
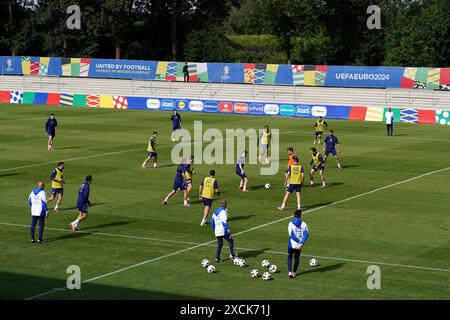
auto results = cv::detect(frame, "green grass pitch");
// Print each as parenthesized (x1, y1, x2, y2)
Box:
(0, 104, 449, 300)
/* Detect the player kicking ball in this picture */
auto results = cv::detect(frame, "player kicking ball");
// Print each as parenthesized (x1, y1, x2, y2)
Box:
(236, 151, 249, 192)
(142, 131, 158, 169)
(309, 147, 326, 189)
(70, 175, 92, 231)
(278, 156, 304, 211)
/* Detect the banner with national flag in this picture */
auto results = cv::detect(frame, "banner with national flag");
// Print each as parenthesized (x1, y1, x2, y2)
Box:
(244, 64, 255, 84)
(60, 93, 74, 106)
(87, 95, 100, 108)
(400, 108, 418, 123)
(61, 58, 91, 77)
(364, 107, 383, 122)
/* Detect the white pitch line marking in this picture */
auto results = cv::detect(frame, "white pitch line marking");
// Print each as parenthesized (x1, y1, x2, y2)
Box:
(20, 165, 450, 299)
(2, 222, 448, 273)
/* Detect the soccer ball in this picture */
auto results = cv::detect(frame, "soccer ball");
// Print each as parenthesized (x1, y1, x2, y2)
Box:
(207, 265, 216, 273)
(309, 258, 319, 267)
(262, 259, 270, 268)
(265, 183, 271, 189)
(269, 265, 278, 273)
(238, 259, 247, 267)
(262, 272, 272, 281)
(250, 269, 259, 278)
(233, 257, 241, 266)
(201, 259, 210, 268)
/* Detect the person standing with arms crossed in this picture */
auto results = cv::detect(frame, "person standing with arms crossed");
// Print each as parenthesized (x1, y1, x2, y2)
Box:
(287, 209, 309, 278)
(45, 113, 58, 151)
(385, 107, 394, 136)
(28, 182, 49, 243)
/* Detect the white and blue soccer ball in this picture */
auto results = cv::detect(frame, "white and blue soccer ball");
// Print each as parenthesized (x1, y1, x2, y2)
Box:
(238, 259, 247, 267)
(262, 272, 272, 281)
(201, 259, 210, 268)
(233, 257, 241, 266)
(269, 264, 278, 273)
(265, 183, 271, 189)
(262, 259, 270, 268)
(309, 258, 319, 267)
(207, 265, 216, 273)
(250, 269, 259, 278)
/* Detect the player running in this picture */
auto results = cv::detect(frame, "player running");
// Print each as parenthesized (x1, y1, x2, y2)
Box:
(141, 131, 158, 169)
(323, 130, 342, 170)
(279, 156, 304, 211)
(199, 170, 220, 226)
(258, 125, 271, 164)
(309, 147, 326, 189)
(313, 116, 328, 145)
(45, 113, 58, 151)
(170, 110, 183, 142)
(284, 147, 297, 188)
(47, 161, 65, 212)
(185, 156, 195, 203)
(70, 175, 92, 231)
(236, 151, 249, 192)
(162, 162, 190, 207)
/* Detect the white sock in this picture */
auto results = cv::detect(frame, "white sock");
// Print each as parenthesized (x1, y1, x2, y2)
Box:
(281, 203, 285, 209)
(243, 183, 247, 190)
(153, 163, 157, 168)
(297, 203, 301, 210)
(164, 197, 168, 202)
(184, 200, 188, 205)
(239, 180, 243, 188)
(322, 181, 326, 186)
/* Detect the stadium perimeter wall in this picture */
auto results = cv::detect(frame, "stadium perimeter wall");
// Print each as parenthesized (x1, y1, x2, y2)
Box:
(1, 88, 449, 126)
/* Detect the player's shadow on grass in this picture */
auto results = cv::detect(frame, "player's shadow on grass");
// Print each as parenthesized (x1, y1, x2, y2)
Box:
(57, 146, 82, 150)
(251, 184, 267, 191)
(0, 173, 21, 178)
(342, 164, 358, 169)
(324, 182, 343, 188)
(157, 163, 177, 168)
(46, 231, 92, 242)
(83, 220, 138, 230)
(228, 214, 255, 222)
(298, 262, 345, 275)
(61, 202, 106, 211)
(238, 248, 271, 259)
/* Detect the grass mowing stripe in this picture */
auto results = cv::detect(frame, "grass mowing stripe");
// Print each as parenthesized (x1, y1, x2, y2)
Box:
(3, 222, 449, 273)
(22, 165, 450, 300)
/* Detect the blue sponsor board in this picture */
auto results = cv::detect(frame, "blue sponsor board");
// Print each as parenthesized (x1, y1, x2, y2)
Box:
(88, 59, 157, 80)
(127, 96, 148, 110)
(204, 100, 219, 113)
(323, 105, 351, 119)
(175, 100, 189, 111)
(294, 105, 311, 118)
(280, 104, 295, 116)
(207, 63, 244, 83)
(249, 103, 264, 115)
(0, 56, 22, 74)
(160, 99, 175, 110)
(325, 66, 404, 88)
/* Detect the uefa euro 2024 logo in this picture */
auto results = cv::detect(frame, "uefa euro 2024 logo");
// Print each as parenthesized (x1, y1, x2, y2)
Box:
(222, 66, 231, 81)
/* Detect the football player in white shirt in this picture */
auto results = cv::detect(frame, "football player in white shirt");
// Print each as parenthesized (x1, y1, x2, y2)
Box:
(287, 209, 309, 278)
(211, 200, 238, 262)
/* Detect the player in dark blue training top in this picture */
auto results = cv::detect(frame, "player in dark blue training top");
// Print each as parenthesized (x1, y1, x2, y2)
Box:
(170, 110, 183, 142)
(323, 130, 342, 170)
(162, 162, 190, 207)
(45, 113, 58, 151)
(70, 175, 92, 231)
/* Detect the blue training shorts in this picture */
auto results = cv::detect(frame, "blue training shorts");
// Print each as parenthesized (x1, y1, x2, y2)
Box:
(51, 188, 64, 196)
(287, 184, 302, 193)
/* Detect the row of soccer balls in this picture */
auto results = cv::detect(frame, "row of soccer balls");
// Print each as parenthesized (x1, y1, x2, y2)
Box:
(201, 258, 319, 280)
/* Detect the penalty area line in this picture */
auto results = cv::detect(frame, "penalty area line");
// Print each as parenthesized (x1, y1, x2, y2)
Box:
(22, 165, 450, 300)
